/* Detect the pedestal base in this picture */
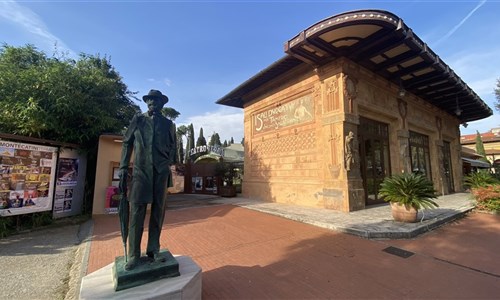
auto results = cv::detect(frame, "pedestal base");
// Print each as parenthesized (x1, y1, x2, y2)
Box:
(80, 255, 202, 300)
(113, 250, 180, 291)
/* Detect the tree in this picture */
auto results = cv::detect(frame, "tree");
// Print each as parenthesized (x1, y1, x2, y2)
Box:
(176, 125, 188, 164)
(0, 44, 139, 147)
(475, 130, 490, 164)
(241, 137, 245, 145)
(209, 132, 222, 146)
(186, 123, 195, 162)
(0, 44, 140, 214)
(161, 107, 180, 121)
(230, 137, 234, 144)
(495, 78, 500, 112)
(196, 127, 207, 147)
(223, 140, 228, 147)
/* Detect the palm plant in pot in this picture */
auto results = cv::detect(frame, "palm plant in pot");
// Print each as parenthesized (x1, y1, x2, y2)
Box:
(378, 173, 439, 223)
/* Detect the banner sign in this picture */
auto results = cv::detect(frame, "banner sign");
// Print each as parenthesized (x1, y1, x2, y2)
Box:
(189, 145, 224, 157)
(252, 94, 314, 135)
(0, 141, 58, 217)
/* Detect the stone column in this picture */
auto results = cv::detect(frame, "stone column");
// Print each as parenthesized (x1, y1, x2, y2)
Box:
(397, 129, 411, 174)
(341, 72, 364, 211)
(343, 114, 364, 211)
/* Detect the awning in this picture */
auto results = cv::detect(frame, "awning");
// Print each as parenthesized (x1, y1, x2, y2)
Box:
(462, 157, 490, 168)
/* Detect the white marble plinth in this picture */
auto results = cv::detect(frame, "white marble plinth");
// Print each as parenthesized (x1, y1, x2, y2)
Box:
(80, 255, 201, 300)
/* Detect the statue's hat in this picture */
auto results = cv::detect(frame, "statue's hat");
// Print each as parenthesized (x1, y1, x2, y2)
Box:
(143, 89, 169, 105)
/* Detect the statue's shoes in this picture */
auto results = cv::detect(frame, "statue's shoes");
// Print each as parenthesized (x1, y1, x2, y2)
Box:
(147, 251, 166, 263)
(124, 257, 139, 271)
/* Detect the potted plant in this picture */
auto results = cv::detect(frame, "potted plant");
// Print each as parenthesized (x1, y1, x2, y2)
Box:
(215, 161, 237, 197)
(379, 173, 439, 223)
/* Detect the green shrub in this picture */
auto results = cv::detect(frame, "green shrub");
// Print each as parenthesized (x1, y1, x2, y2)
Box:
(0, 216, 14, 238)
(379, 173, 438, 210)
(464, 170, 498, 189)
(32, 212, 53, 228)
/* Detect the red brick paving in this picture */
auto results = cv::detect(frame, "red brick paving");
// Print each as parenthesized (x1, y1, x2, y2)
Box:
(389, 211, 500, 276)
(87, 205, 500, 299)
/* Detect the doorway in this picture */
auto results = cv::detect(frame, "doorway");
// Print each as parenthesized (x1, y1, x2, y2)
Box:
(359, 117, 391, 205)
(443, 141, 454, 193)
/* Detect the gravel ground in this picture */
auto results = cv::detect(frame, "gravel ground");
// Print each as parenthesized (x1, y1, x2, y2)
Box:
(0, 219, 92, 300)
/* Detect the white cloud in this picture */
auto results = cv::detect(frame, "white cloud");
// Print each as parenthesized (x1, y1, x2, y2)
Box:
(434, 0, 486, 47)
(145, 77, 172, 87)
(179, 107, 244, 143)
(0, 0, 74, 56)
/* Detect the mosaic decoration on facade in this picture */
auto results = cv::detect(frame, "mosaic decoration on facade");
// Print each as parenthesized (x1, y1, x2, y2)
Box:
(252, 94, 314, 135)
(252, 131, 316, 157)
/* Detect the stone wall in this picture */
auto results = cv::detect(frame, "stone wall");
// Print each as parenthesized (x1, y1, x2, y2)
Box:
(242, 58, 463, 212)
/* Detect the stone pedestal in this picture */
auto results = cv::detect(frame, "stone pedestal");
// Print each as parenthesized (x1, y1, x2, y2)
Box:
(80, 255, 202, 300)
(113, 250, 180, 291)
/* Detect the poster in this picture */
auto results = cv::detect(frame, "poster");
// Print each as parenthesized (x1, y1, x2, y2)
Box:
(54, 158, 78, 214)
(105, 186, 120, 214)
(57, 158, 78, 186)
(0, 141, 57, 217)
(194, 177, 203, 191)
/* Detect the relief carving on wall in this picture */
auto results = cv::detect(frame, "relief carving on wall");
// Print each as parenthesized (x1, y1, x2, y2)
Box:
(344, 131, 357, 171)
(328, 125, 341, 178)
(399, 141, 410, 173)
(436, 116, 443, 140)
(326, 78, 339, 112)
(312, 83, 321, 99)
(397, 99, 408, 128)
(343, 74, 358, 113)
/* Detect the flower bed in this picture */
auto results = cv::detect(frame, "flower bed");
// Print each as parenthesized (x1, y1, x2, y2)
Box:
(471, 185, 500, 213)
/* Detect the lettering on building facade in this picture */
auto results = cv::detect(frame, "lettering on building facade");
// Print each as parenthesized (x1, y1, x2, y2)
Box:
(189, 145, 224, 157)
(252, 94, 314, 135)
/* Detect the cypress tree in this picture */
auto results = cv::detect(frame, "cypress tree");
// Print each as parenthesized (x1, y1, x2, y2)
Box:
(475, 130, 490, 164)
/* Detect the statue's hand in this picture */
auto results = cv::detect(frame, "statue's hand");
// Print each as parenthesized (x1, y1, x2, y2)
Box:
(118, 169, 128, 195)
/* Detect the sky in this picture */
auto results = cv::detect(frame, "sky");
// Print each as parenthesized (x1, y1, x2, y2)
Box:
(1, 0, 499, 143)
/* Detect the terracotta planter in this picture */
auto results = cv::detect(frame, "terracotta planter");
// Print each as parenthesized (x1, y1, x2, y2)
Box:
(219, 186, 236, 197)
(390, 202, 418, 223)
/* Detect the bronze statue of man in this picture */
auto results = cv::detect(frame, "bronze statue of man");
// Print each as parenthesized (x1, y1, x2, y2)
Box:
(119, 89, 177, 271)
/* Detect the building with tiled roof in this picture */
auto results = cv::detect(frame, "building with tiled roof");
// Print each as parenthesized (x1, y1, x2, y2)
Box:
(461, 128, 500, 172)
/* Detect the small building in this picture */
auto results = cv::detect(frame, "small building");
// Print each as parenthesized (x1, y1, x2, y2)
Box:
(461, 128, 500, 173)
(184, 143, 244, 195)
(92, 134, 185, 215)
(461, 146, 490, 175)
(217, 9, 492, 212)
(92, 134, 245, 214)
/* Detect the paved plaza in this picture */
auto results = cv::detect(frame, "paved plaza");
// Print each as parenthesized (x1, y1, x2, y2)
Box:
(1, 193, 499, 299)
(85, 193, 499, 299)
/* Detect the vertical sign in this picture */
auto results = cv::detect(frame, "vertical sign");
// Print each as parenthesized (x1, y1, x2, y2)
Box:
(54, 158, 79, 214)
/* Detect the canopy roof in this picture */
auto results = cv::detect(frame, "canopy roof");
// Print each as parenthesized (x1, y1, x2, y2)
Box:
(217, 9, 492, 123)
(462, 157, 490, 168)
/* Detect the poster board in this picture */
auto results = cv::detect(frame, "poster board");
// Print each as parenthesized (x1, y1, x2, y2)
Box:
(52, 148, 86, 219)
(53, 157, 79, 214)
(0, 140, 58, 217)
